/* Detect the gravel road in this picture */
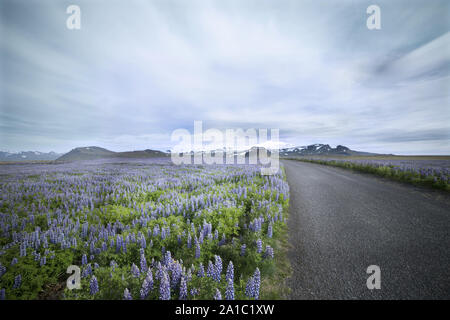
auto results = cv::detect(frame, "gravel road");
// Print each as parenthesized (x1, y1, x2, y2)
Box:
(283, 160, 450, 299)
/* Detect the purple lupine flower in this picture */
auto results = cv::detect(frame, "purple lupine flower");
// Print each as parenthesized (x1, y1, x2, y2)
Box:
(85, 264, 93, 277)
(226, 261, 234, 283)
(214, 288, 222, 300)
(179, 276, 187, 300)
(90, 276, 99, 295)
(267, 223, 273, 238)
(253, 268, 260, 300)
(123, 288, 132, 300)
(256, 239, 262, 254)
(82, 254, 87, 265)
(13, 275, 21, 289)
(206, 261, 214, 278)
(245, 276, 254, 298)
(131, 263, 140, 278)
(159, 270, 171, 300)
(19, 243, 26, 257)
(164, 251, 172, 267)
(140, 254, 147, 273)
(155, 262, 163, 280)
(11, 258, 18, 266)
(187, 233, 192, 249)
(197, 264, 205, 278)
(146, 269, 154, 290)
(240, 244, 246, 256)
(116, 236, 122, 253)
(140, 273, 153, 300)
(190, 288, 199, 297)
(170, 261, 182, 289)
(264, 245, 274, 259)
(40, 257, 46, 267)
(186, 268, 193, 282)
(195, 241, 201, 259)
(0, 288, 4, 300)
(213, 255, 222, 282)
(140, 237, 146, 249)
(225, 278, 235, 300)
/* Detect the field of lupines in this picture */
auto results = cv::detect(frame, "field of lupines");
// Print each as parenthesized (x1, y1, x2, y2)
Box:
(292, 157, 450, 191)
(0, 159, 290, 300)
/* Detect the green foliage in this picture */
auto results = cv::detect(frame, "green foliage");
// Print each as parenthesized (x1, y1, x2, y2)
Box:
(295, 158, 450, 191)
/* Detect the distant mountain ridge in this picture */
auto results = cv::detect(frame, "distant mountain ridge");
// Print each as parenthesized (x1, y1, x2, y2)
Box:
(1, 144, 384, 162)
(279, 144, 383, 156)
(0, 151, 62, 161)
(57, 146, 168, 161)
(177, 143, 383, 157)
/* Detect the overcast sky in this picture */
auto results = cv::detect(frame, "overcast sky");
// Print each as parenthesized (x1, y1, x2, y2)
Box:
(0, 0, 449, 154)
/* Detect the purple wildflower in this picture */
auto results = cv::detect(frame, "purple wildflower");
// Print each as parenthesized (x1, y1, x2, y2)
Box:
(256, 239, 262, 254)
(13, 275, 21, 289)
(226, 261, 234, 283)
(123, 288, 132, 300)
(197, 264, 205, 278)
(140, 272, 153, 300)
(190, 288, 199, 297)
(90, 276, 99, 295)
(187, 233, 192, 249)
(264, 245, 274, 259)
(225, 278, 235, 300)
(206, 261, 214, 278)
(253, 268, 260, 300)
(245, 276, 254, 298)
(140, 254, 147, 273)
(240, 244, 246, 256)
(131, 263, 140, 278)
(179, 276, 187, 300)
(213, 255, 222, 282)
(267, 223, 273, 238)
(195, 241, 201, 259)
(159, 270, 171, 300)
(214, 288, 222, 300)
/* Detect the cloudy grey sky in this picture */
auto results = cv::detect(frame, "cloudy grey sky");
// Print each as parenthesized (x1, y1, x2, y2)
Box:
(0, 0, 449, 154)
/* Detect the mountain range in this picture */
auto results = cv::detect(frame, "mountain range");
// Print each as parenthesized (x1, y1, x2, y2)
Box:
(279, 144, 381, 156)
(56, 146, 168, 161)
(0, 151, 62, 161)
(0, 144, 383, 162)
